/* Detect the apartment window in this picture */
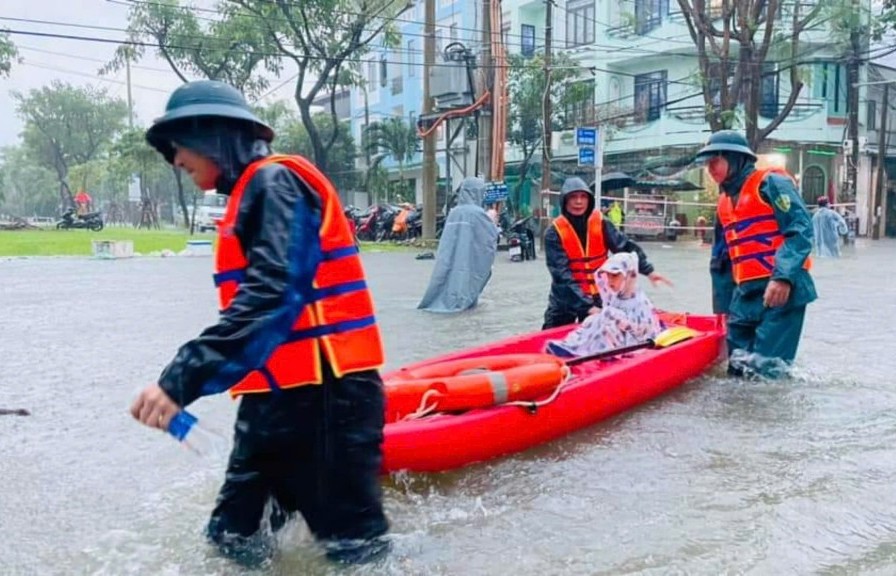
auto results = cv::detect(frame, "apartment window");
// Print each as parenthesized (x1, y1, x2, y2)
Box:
(566, 0, 594, 48)
(706, 0, 723, 18)
(521, 24, 536, 57)
(450, 22, 458, 42)
(379, 55, 388, 88)
(759, 63, 779, 118)
(635, 0, 668, 35)
(408, 40, 416, 77)
(367, 59, 378, 89)
(634, 70, 667, 122)
(813, 62, 848, 117)
(868, 100, 877, 130)
(564, 79, 595, 128)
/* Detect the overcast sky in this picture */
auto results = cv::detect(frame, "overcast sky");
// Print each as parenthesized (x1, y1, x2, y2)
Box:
(0, 0, 300, 148)
(4, 1, 896, 150)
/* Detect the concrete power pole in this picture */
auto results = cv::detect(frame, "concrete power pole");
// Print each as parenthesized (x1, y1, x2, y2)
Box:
(540, 0, 553, 193)
(872, 82, 888, 240)
(478, 0, 493, 180)
(845, 0, 862, 202)
(422, 0, 438, 241)
(126, 59, 134, 128)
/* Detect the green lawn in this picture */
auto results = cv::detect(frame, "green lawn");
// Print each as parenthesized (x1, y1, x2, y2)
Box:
(0, 227, 215, 257)
(0, 227, 421, 257)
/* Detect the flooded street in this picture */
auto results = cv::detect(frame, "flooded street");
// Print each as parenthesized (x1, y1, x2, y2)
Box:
(3, 239, 896, 575)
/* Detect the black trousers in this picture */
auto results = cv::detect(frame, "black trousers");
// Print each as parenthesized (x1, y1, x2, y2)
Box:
(542, 294, 602, 330)
(206, 366, 389, 565)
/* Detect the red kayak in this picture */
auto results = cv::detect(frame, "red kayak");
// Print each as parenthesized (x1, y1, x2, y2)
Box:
(381, 312, 726, 474)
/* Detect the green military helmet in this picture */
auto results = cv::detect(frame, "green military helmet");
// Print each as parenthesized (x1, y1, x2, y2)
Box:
(694, 130, 757, 164)
(146, 80, 274, 160)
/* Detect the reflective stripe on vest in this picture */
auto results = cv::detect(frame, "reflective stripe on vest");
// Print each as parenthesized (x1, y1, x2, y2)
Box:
(552, 212, 608, 296)
(717, 167, 812, 285)
(214, 154, 385, 397)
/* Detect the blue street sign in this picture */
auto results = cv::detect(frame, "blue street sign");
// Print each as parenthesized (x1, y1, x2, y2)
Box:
(575, 127, 597, 147)
(578, 147, 595, 167)
(483, 181, 509, 203)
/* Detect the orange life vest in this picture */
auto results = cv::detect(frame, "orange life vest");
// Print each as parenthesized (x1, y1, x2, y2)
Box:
(552, 212, 608, 296)
(717, 167, 812, 285)
(214, 154, 385, 397)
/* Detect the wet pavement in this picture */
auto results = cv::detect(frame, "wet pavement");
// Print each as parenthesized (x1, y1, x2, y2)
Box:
(2, 238, 896, 575)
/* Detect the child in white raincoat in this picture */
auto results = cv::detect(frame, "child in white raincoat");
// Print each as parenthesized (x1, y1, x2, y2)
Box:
(545, 252, 662, 358)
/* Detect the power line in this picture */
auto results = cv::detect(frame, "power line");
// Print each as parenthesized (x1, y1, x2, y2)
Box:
(16, 43, 173, 73)
(15, 60, 173, 94)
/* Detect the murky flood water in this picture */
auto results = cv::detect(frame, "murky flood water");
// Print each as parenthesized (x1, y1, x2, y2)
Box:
(2, 238, 896, 575)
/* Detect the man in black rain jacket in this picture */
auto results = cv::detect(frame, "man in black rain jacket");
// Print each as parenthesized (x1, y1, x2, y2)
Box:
(542, 177, 672, 329)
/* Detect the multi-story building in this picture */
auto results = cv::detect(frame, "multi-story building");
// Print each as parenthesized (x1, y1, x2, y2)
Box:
(348, 0, 893, 236)
(347, 0, 483, 207)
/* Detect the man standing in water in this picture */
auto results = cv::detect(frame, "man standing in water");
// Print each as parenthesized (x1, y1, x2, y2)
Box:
(696, 131, 816, 377)
(129, 80, 390, 567)
(541, 176, 671, 329)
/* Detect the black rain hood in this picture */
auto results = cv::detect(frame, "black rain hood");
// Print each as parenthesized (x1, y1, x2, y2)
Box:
(559, 176, 595, 247)
(148, 117, 272, 195)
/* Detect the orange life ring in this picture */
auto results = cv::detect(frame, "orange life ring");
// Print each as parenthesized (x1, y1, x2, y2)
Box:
(385, 354, 568, 419)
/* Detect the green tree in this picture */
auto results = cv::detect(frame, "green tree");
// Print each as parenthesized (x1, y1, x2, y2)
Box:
(676, 0, 826, 148)
(108, 128, 189, 229)
(0, 146, 59, 216)
(256, 101, 360, 195)
(0, 30, 18, 77)
(228, 0, 409, 173)
(105, 0, 279, 96)
(506, 53, 583, 207)
(875, 0, 896, 37)
(363, 117, 418, 203)
(13, 81, 128, 209)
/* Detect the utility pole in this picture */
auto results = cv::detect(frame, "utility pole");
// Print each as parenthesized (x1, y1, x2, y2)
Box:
(845, 0, 861, 202)
(422, 0, 438, 241)
(478, 0, 493, 180)
(363, 86, 376, 206)
(540, 0, 553, 193)
(126, 59, 134, 128)
(872, 82, 888, 240)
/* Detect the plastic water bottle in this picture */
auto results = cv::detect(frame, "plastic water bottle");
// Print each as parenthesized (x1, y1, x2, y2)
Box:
(167, 410, 228, 458)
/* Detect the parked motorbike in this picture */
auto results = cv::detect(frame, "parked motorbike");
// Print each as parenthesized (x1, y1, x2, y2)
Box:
(505, 215, 536, 262)
(56, 208, 104, 231)
(355, 205, 381, 241)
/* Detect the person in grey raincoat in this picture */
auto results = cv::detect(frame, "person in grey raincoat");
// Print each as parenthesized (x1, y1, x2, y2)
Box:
(541, 176, 671, 329)
(418, 176, 498, 312)
(697, 130, 817, 378)
(812, 196, 848, 257)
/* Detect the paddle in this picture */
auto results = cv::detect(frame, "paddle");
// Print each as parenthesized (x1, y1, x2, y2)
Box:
(565, 325, 700, 366)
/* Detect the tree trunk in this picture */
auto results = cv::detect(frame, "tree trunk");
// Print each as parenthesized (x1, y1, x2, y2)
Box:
(296, 97, 329, 175)
(60, 180, 74, 210)
(173, 168, 191, 232)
